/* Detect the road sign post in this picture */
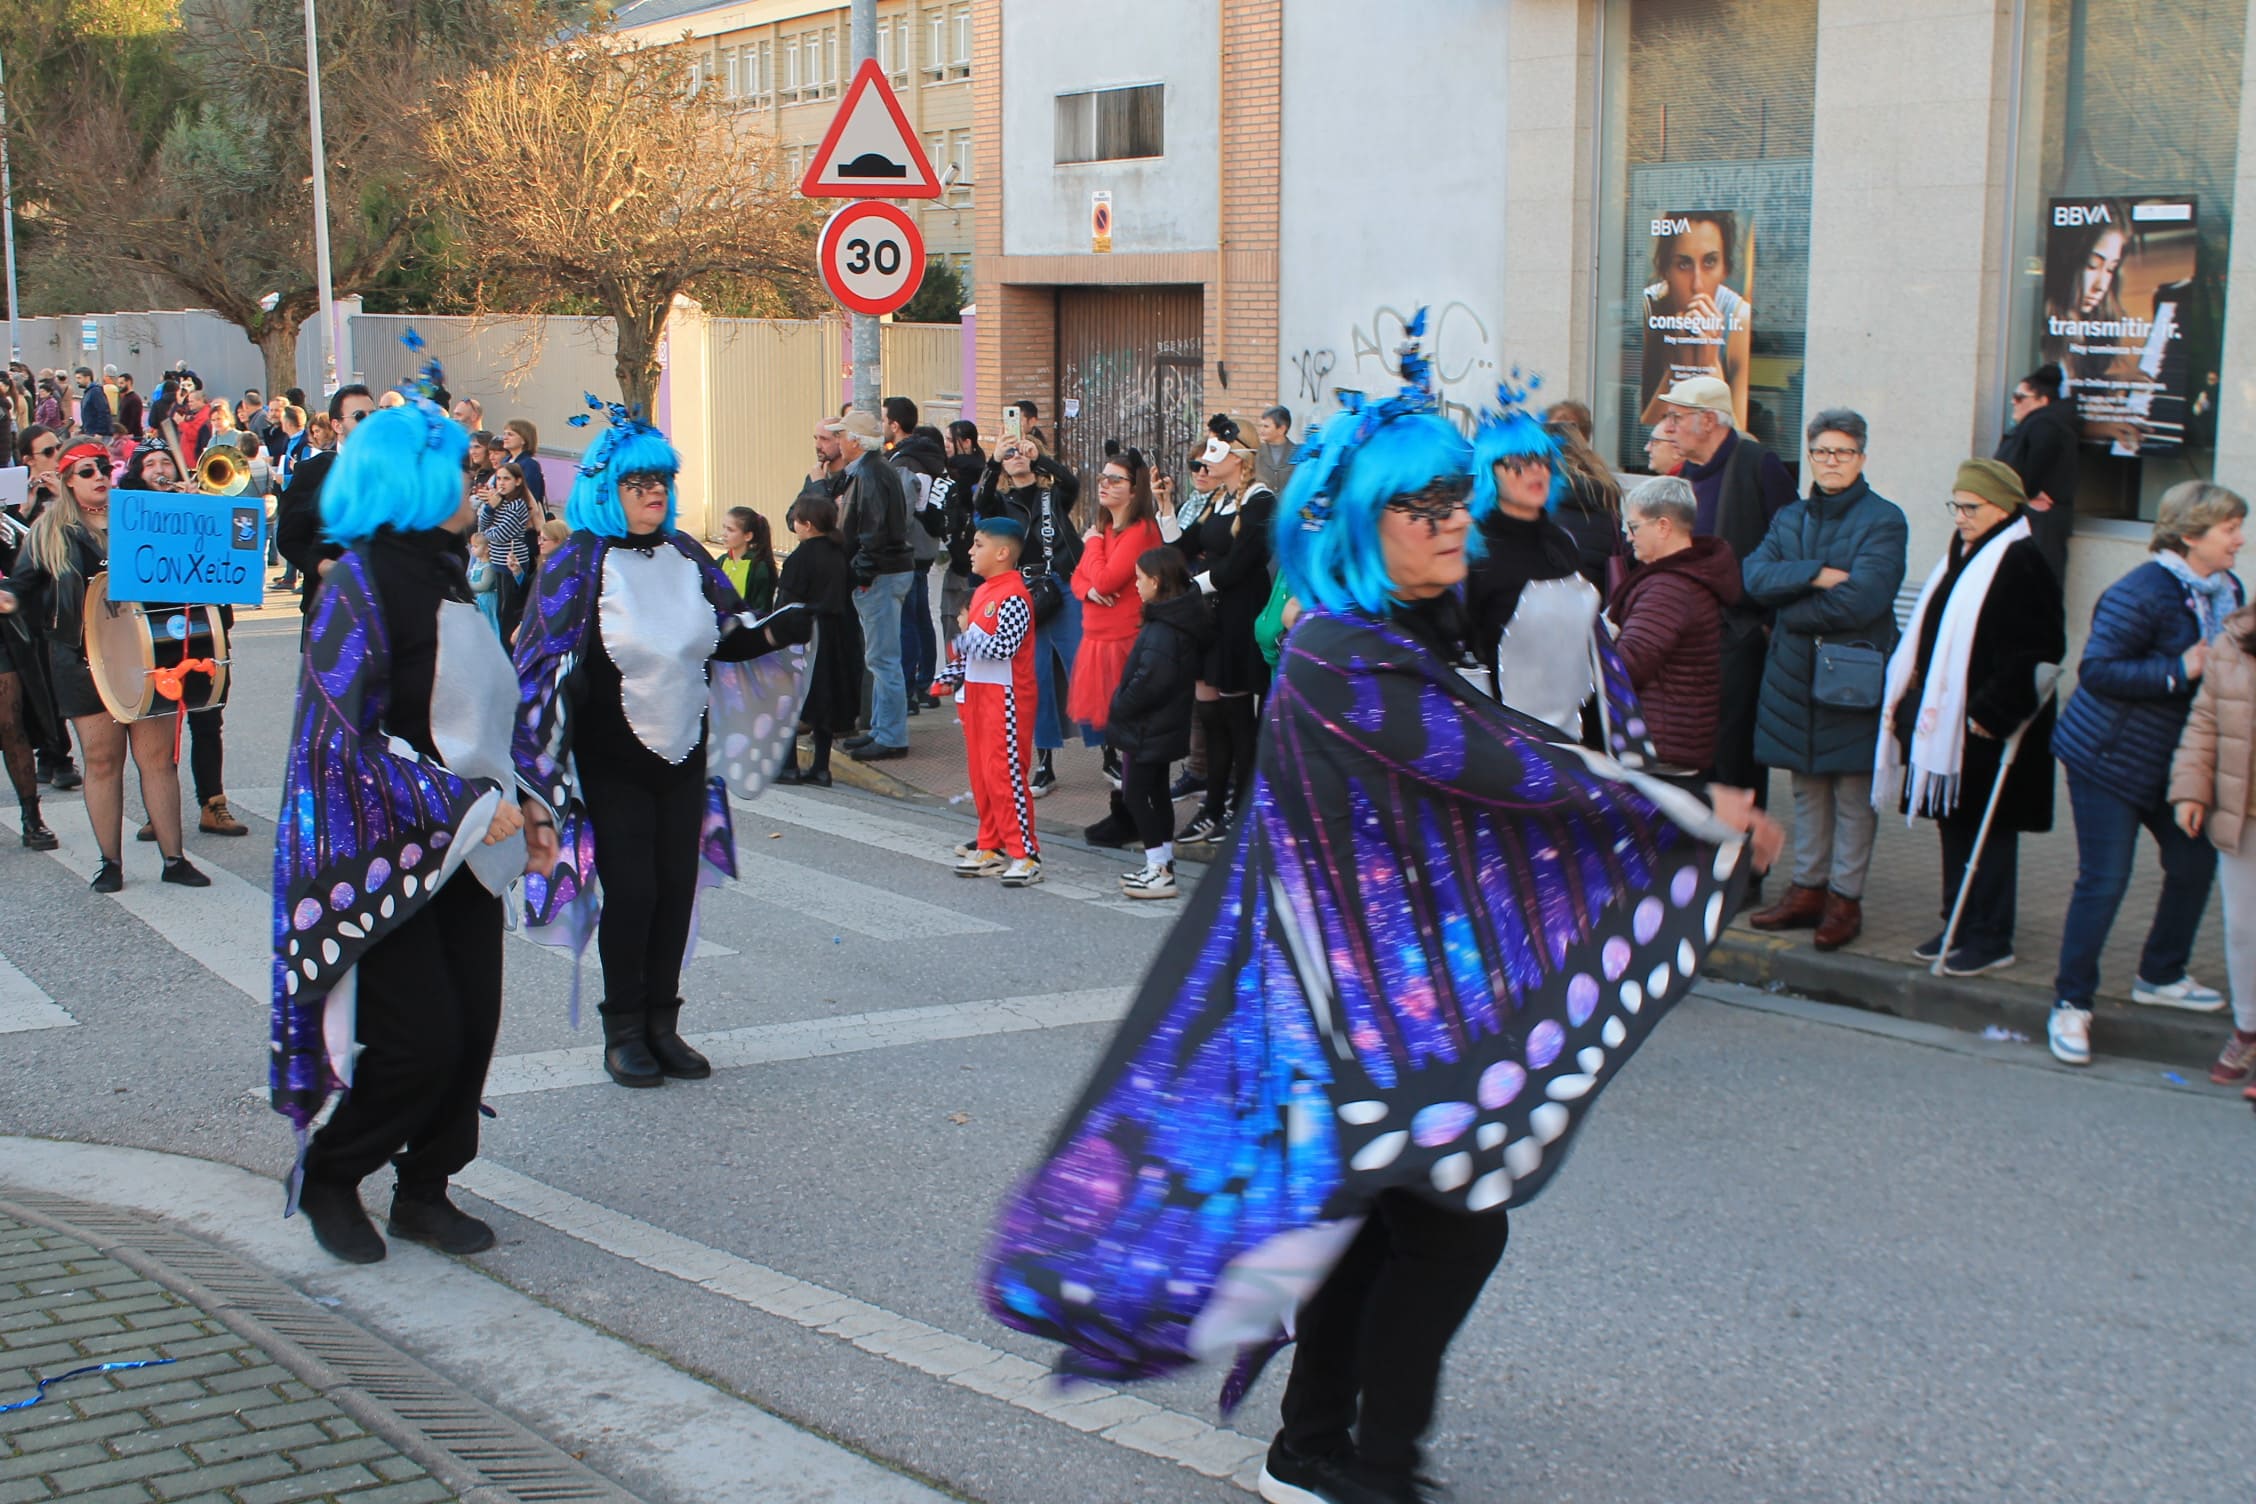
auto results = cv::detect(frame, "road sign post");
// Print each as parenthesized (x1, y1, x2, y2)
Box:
(819, 201, 928, 319)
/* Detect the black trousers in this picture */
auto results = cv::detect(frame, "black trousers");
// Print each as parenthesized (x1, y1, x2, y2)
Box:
(186, 702, 224, 806)
(1938, 810, 2019, 951)
(1196, 696, 1260, 822)
(1277, 1191, 1511, 1476)
(305, 871, 504, 1196)
(582, 757, 707, 1016)
(1121, 756, 1173, 852)
(1713, 628, 1770, 807)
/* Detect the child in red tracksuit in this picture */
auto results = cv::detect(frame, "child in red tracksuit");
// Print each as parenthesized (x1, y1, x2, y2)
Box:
(938, 515, 1042, 886)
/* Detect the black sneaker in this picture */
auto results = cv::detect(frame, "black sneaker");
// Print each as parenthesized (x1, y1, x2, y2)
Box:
(1910, 931, 1947, 963)
(299, 1178, 386, 1264)
(1942, 941, 2015, 977)
(1176, 812, 1225, 845)
(1169, 769, 1206, 802)
(1258, 1438, 1399, 1504)
(842, 733, 877, 752)
(89, 859, 124, 894)
(162, 856, 211, 888)
(1030, 766, 1058, 798)
(44, 761, 81, 792)
(388, 1190, 497, 1254)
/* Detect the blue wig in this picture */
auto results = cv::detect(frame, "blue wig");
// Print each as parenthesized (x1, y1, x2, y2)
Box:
(1470, 388, 1566, 517)
(321, 404, 470, 544)
(1275, 408, 1473, 616)
(565, 421, 680, 539)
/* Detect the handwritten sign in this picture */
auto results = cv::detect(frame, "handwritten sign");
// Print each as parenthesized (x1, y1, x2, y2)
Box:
(105, 489, 265, 606)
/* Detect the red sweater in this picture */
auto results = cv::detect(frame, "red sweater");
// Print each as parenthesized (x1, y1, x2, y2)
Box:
(1071, 517, 1163, 644)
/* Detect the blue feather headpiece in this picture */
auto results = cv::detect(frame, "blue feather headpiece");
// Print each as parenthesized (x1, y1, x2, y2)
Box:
(396, 328, 452, 451)
(568, 393, 663, 476)
(1289, 307, 1444, 531)
(1470, 367, 1566, 517)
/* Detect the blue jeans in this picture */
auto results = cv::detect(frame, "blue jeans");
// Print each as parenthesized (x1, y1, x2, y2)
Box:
(899, 564, 937, 695)
(1031, 587, 1093, 751)
(853, 570, 912, 749)
(2053, 764, 2216, 1005)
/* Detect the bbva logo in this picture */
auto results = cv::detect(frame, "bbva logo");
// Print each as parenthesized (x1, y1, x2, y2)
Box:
(2053, 204, 2112, 226)
(1650, 218, 1693, 237)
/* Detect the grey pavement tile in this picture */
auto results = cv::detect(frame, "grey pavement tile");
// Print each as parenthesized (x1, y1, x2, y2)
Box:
(342, 1480, 455, 1504)
(229, 1400, 336, 1432)
(10, 1319, 123, 1348)
(72, 1377, 211, 1416)
(106, 1354, 246, 1390)
(366, 1457, 425, 1483)
(78, 1327, 213, 1359)
(0, 1478, 54, 1504)
(38, 1484, 154, 1504)
(233, 1462, 381, 1504)
(279, 1437, 394, 1472)
(0, 1410, 147, 1449)
(189, 1424, 327, 1465)
(0, 1442, 106, 1480)
(43, 1445, 192, 1493)
(146, 1452, 297, 1499)
(186, 1364, 292, 1399)
(107, 1416, 245, 1457)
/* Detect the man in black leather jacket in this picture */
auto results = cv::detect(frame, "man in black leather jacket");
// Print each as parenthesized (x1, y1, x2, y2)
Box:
(827, 409, 914, 760)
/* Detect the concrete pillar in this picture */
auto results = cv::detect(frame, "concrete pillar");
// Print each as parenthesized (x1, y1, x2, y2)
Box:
(1500, 0, 1601, 395)
(2208, 0, 2256, 499)
(662, 294, 715, 539)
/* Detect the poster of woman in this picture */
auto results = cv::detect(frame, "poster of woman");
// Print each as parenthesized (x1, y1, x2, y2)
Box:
(2041, 196, 2200, 457)
(1638, 211, 1754, 430)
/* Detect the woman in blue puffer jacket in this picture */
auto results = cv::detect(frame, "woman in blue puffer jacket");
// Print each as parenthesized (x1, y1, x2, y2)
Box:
(2046, 482, 2246, 1067)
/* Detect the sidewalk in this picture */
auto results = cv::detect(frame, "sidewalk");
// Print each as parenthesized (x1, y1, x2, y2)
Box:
(815, 698, 2238, 1070)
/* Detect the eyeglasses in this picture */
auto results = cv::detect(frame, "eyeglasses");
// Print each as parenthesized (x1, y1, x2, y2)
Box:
(1622, 519, 1650, 537)
(1808, 447, 1863, 462)
(1942, 499, 1989, 518)
(1384, 486, 1472, 535)
(2010, 390, 2037, 406)
(1098, 472, 1130, 487)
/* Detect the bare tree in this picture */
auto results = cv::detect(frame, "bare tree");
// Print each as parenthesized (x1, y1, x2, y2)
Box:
(426, 29, 820, 415)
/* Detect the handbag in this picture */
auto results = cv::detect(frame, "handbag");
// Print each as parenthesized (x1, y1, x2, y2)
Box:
(1025, 569, 1066, 627)
(1812, 637, 1886, 710)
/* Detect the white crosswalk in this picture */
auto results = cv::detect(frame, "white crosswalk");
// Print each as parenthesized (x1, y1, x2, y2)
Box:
(0, 950, 74, 1033)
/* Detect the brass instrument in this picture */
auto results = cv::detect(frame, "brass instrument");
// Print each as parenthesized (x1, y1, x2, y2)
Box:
(197, 445, 250, 495)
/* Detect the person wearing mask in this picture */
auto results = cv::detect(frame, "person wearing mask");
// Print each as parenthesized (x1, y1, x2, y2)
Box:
(2048, 483, 2245, 1065)
(985, 366, 1776, 1504)
(1176, 422, 1272, 844)
(269, 393, 530, 1265)
(1741, 410, 1909, 951)
(825, 409, 914, 761)
(1253, 404, 1296, 495)
(1070, 447, 1165, 845)
(1992, 362, 2079, 581)
(884, 399, 949, 715)
(0, 440, 209, 891)
(276, 385, 377, 618)
(511, 406, 814, 1089)
(1152, 442, 1223, 805)
(716, 505, 776, 615)
(1607, 476, 1742, 775)
(1876, 459, 2065, 979)
(978, 430, 1083, 794)
(774, 494, 862, 788)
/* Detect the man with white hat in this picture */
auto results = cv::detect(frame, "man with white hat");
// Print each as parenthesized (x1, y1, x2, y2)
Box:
(1653, 375, 1797, 893)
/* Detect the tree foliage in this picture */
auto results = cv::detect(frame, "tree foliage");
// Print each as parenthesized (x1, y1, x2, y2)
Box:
(896, 254, 965, 325)
(426, 27, 821, 414)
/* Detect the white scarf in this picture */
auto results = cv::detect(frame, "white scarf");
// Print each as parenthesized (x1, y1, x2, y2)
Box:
(1873, 515, 2031, 821)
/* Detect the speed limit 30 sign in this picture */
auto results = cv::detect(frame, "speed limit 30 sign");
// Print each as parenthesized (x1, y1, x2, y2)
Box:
(818, 201, 927, 318)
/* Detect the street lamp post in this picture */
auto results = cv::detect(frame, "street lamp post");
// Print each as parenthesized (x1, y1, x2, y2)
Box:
(302, 0, 341, 395)
(0, 48, 22, 366)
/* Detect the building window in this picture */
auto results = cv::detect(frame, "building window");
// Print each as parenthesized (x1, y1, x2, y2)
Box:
(1593, 0, 1816, 474)
(877, 19, 892, 76)
(720, 46, 739, 100)
(2002, 0, 2247, 523)
(824, 27, 840, 94)
(953, 131, 973, 186)
(952, 5, 972, 73)
(1054, 84, 1164, 164)
(926, 9, 946, 75)
(783, 38, 799, 97)
(754, 40, 771, 103)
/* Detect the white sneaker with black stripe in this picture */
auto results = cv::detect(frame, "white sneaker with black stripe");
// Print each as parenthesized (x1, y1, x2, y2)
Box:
(953, 848, 1005, 878)
(1120, 862, 1178, 900)
(999, 857, 1044, 887)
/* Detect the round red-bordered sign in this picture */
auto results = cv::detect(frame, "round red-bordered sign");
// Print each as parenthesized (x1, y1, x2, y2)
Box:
(819, 201, 927, 317)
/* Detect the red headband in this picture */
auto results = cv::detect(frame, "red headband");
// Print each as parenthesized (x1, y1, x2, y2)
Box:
(56, 440, 110, 474)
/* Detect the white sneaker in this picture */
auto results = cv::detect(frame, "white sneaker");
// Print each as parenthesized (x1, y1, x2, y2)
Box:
(2048, 1005, 2093, 1066)
(2130, 975, 2227, 1013)
(953, 848, 1005, 878)
(999, 857, 1044, 887)
(1120, 862, 1178, 900)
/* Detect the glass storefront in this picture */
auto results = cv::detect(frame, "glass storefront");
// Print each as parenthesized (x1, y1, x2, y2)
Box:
(1595, 0, 1817, 478)
(2002, 0, 2246, 524)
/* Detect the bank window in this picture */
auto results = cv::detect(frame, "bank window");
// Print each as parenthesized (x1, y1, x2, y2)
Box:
(1593, 0, 1816, 477)
(2001, 0, 2247, 523)
(1055, 84, 1164, 165)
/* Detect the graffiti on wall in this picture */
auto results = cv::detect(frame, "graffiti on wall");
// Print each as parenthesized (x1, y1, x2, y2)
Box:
(1287, 300, 1499, 427)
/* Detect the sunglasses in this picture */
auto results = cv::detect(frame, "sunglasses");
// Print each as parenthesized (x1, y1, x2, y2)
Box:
(30, 444, 57, 458)
(68, 465, 105, 481)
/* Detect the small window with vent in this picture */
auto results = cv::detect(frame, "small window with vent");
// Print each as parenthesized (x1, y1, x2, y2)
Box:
(1054, 84, 1163, 164)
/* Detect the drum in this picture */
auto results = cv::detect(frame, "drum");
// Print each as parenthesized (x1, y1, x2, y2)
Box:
(83, 574, 230, 722)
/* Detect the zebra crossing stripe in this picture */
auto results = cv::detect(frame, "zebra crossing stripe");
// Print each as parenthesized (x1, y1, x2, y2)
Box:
(0, 951, 74, 1034)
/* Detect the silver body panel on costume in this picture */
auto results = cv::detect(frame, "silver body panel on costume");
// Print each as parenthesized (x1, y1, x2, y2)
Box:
(599, 546, 721, 765)
(1494, 574, 1601, 736)
(430, 599, 527, 894)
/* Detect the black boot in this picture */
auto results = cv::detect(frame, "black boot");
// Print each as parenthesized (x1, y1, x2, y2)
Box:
(601, 1010, 665, 1088)
(19, 804, 56, 850)
(388, 1186, 497, 1254)
(298, 1177, 386, 1264)
(1082, 792, 1137, 849)
(645, 1000, 711, 1080)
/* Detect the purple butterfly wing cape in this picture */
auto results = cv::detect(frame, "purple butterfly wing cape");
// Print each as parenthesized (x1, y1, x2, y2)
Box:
(982, 608, 1750, 1386)
(269, 550, 490, 1132)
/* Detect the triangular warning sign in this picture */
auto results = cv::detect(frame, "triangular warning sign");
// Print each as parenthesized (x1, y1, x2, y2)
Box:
(800, 58, 942, 200)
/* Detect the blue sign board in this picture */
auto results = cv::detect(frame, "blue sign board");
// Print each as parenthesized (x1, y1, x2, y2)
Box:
(105, 489, 266, 606)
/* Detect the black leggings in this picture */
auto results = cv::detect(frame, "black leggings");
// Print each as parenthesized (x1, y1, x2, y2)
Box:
(582, 759, 708, 1016)
(1277, 1191, 1511, 1477)
(1121, 757, 1173, 852)
(304, 871, 505, 1196)
(0, 671, 38, 806)
(1196, 695, 1260, 821)
(186, 703, 225, 806)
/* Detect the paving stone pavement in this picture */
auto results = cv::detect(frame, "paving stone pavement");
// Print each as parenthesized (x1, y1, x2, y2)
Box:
(0, 1214, 456, 1504)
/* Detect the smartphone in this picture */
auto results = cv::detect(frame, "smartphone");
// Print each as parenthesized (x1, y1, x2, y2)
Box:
(1003, 408, 1023, 442)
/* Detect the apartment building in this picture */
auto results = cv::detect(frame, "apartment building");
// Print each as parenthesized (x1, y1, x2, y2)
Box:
(612, 0, 979, 280)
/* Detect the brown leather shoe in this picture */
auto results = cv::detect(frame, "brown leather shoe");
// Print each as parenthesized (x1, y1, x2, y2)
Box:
(1748, 883, 1826, 931)
(200, 796, 249, 837)
(1813, 892, 1863, 951)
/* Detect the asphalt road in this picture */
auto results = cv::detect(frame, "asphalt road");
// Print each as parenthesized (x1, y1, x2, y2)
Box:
(1, 614, 2250, 1504)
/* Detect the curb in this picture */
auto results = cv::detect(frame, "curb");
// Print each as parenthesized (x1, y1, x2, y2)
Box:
(0, 1189, 638, 1504)
(1706, 930, 2224, 1070)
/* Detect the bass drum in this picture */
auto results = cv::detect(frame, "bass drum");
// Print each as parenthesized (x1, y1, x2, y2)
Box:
(83, 574, 230, 722)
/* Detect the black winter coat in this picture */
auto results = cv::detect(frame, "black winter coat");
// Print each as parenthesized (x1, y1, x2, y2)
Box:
(1892, 520, 2065, 832)
(944, 449, 985, 575)
(1105, 593, 1213, 764)
(778, 533, 865, 733)
(1194, 485, 1275, 695)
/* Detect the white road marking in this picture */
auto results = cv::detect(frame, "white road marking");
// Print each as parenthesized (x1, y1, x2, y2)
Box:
(451, 1160, 1270, 1492)
(0, 951, 74, 1033)
(482, 986, 1131, 1098)
(727, 844, 1005, 940)
(0, 803, 272, 1003)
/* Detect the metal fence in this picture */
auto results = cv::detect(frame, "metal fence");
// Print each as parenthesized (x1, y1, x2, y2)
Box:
(346, 313, 616, 460)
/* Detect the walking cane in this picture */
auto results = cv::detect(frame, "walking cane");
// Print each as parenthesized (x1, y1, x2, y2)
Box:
(1932, 663, 2063, 976)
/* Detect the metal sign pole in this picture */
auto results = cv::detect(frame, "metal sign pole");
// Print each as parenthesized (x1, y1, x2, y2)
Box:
(0, 49, 21, 365)
(302, 0, 340, 395)
(849, 0, 879, 416)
